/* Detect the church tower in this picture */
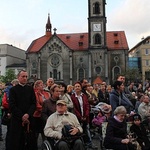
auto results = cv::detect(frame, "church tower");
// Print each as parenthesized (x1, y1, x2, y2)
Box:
(88, 0, 108, 83)
(45, 13, 52, 36)
(88, 0, 106, 48)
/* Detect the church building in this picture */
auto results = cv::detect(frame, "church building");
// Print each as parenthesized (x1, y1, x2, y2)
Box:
(26, 0, 129, 85)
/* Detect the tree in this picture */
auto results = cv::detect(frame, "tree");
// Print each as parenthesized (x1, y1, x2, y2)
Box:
(0, 69, 16, 83)
(123, 68, 142, 84)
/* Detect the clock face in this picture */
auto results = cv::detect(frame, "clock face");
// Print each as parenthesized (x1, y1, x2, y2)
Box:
(50, 54, 60, 67)
(93, 23, 101, 32)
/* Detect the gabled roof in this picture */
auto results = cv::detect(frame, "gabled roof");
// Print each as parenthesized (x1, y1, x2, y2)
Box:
(93, 76, 103, 84)
(27, 31, 128, 53)
(129, 36, 150, 53)
(26, 35, 51, 53)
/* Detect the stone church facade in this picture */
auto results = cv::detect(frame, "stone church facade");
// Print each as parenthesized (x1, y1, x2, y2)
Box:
(26, 0, 129, 85)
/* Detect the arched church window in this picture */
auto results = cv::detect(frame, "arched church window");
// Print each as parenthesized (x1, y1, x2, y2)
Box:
(114, 67, 120, 79)
(94, 34, 101, 44)
(50, 72, 52, 77)
(78, 68, 84, 81)
(53, 69, 57, 80)
(58, 72, 61, 80)
(93, 2, 100, 14)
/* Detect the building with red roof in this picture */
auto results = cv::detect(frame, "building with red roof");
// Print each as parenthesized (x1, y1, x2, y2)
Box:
(26, 0, 129, 85)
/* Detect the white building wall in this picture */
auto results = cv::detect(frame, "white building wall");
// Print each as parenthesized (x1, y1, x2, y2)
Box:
(0, 57, 7, 75)
(0, 44, 26, 76)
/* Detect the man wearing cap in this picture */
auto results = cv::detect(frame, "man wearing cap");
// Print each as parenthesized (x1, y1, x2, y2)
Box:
(44, 100, 85, 150)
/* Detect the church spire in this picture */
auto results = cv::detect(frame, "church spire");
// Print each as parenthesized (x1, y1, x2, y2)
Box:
(45, 13, 52, 36)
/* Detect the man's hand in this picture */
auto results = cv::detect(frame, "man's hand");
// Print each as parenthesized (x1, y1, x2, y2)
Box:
(121, 138, 130, 144)
(69, 127, 79, 135)
(22, 113, 29, 122)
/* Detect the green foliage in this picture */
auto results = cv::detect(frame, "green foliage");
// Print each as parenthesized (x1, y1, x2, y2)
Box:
(0, 69, 16, 83)
(123, 68, 142, 83)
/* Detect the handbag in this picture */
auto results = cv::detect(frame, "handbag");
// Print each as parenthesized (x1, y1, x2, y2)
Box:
(62, 124, 73, 137)
(61, 124, 81, 143)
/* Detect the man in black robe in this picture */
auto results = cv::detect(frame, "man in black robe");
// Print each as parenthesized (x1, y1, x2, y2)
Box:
(9, 70, 36, 150)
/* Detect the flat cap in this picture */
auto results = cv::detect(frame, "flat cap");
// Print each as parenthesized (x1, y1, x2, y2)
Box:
(56, 100, 67, 105)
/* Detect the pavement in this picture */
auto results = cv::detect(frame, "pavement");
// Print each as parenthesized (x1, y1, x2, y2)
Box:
(0, 125, 101, 150)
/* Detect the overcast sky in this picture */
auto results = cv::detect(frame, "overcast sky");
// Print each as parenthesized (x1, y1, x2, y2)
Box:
(0, 0, 150, 50)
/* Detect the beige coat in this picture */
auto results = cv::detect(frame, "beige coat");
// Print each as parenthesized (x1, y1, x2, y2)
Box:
(44, 111, 83, 139)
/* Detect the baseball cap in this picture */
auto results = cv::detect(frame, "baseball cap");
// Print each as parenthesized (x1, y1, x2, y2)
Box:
(56, 100, 67, 105)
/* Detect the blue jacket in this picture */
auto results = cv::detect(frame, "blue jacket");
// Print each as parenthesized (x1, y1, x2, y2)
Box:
(110, 89, 133, 114)
(4, 85, 13, 101)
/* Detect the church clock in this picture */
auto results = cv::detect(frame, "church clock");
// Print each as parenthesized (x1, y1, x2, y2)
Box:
(93, 23, 101, 32)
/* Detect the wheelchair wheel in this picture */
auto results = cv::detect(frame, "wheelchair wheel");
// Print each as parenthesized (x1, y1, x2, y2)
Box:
(41, 140, 53, 150)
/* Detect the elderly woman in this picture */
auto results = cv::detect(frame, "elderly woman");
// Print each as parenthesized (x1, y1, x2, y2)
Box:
(104, 106, 135, 150)
(33, 80, 51, 142)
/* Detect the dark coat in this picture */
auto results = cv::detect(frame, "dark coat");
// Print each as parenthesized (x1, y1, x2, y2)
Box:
(104, 117, 134, 150)
(104, 117, 127, 145)
(98, 90, 109, 104)
(9, 84, 36, 150)
(41, 98, 57, 124)
(130, 123, 150, 150)
(104, 117, 136, 150)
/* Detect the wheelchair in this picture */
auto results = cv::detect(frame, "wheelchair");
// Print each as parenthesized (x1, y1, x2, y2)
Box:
(41, 139, 53, 150)
(41, 137, 57, 150)
(41, 136, 86, 150)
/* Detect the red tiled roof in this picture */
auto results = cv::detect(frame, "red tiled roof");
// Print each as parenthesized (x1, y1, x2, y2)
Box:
(27, 31, 128, 53)
(57, 33, 88, 51)
(93, 76, 103, 84)
(107, 31, 129, 50)
(26, 35, 51, 53)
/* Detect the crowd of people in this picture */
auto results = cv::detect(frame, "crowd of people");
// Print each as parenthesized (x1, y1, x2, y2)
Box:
(0, 71, 150, 150)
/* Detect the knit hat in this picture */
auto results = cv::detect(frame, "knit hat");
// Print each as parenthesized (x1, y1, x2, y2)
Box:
(132, 114, 141, 121)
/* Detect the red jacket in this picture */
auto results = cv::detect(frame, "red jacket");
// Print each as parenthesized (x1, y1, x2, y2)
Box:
(33, 89, 50, 117)
(71, 93, 90, 123)
(2, 93, 9, 109)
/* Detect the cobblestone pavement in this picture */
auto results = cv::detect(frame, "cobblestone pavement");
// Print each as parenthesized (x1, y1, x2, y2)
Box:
(0, 125, 6, 150)
(0, 125, 101, 150)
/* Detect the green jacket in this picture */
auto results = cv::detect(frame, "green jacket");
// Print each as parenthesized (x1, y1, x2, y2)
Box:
(0, 95, 2, 116)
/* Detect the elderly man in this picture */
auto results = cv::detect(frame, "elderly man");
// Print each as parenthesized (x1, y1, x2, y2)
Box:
(44, 78, 54, 92)
(138, 95, 150, 127)
(44, 100, 85, 150)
